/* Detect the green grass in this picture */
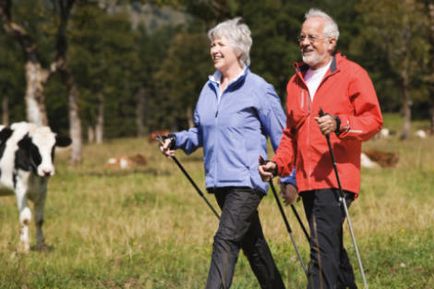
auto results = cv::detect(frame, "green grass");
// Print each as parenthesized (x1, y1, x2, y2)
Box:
(0, 115, 433, 288)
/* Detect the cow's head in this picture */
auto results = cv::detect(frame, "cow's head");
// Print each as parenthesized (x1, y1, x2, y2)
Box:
(16, 125, 72, 177)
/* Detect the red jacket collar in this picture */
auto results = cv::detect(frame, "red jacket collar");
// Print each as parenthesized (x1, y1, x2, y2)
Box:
(293, 52, 343, 75)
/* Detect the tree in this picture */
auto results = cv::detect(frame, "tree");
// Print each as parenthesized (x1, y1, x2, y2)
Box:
(424, 0, 434, 134)
(69, 2, 139, 141)
(0, 30, 25, 125)
(132, 24, 177, 134)
(0, 0, 82, 162)
(154, 26, 210, 130)
(0, 0, 51, 125)
(354, 0, 430, 139)
(53, 0, 82, 163)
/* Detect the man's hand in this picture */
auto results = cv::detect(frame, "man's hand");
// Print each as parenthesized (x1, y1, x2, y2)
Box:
(258, 159, 277, 182)
(315, 113, 337, 135)
(280, 183, 299, 205)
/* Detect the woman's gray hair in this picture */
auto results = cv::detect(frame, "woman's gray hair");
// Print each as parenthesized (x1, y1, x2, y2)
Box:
(305, 8, 340, 41)
(208, 17, 252, 66)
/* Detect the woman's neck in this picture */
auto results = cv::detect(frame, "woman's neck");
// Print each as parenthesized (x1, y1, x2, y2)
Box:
(220, 63, 244, 84)
(220, 65, 243, 93)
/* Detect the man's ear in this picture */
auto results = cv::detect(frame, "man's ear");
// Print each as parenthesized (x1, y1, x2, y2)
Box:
(328, 37, 337, 51)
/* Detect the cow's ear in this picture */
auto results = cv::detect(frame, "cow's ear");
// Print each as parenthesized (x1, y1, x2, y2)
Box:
(55, 135, 72, 147)
(17, 134, 32, 151)
(0, 127, 13, 143)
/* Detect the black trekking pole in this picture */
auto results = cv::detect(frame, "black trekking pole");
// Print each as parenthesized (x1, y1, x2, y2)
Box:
(290, 204, 310, 241)
(259, 156, 308, 276)
(318, 108, 369, 289)
(157, 136, 220, 220)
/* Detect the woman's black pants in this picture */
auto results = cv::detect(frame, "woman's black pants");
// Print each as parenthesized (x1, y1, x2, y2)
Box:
(301, 189, 357, 289)
(205, 187, 286, 289)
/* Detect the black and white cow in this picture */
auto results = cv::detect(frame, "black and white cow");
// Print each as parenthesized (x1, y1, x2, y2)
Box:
(0, 122, 71, 252)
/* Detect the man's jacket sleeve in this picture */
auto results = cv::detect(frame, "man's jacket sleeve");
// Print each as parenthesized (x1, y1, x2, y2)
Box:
(336, 67, 383, 140)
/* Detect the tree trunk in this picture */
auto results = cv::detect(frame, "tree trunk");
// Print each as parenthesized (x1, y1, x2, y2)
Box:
(400, 73, 412, 140)
(2, 95, 9, 125)
(87, 126, 95, 143)
(24, 62, 49, 126)
(95, 94, 104, 144)
(428, 2, 434, 134)
(53, 0, 81, 163)
(431, 106, 434, 135)
(136, 87, 146, 137)
(66, 76, 82, 164)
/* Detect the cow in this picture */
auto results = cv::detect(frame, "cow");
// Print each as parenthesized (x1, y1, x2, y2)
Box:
(105, 153, 147, 170)
(415, 129, 427, 139)
(362, 149, 399, 168)
(0, 122, 71, 252)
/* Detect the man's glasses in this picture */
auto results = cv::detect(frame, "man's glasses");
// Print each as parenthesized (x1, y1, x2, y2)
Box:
(297, 34, 325, 43)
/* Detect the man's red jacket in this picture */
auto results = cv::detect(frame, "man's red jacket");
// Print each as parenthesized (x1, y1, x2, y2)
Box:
(273, 53, 383, 196)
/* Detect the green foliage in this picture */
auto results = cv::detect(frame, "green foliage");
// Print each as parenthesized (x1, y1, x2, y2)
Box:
(0, 32, 26, 122)
(10, 0, 59, 66)
(134, 24, 178, 131)
(153, 26, 210, 130)
(69, 2, 140, 137)
(352, 0, 431, 115)
(45, 74, 70, 133)
(239, 1, 307, 96)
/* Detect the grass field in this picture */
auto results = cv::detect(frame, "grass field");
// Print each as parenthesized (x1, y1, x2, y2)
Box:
(0, 114, 433, 289)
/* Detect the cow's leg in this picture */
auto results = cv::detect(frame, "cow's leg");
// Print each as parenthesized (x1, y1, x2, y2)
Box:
(16, 189, 31, 252)
(15, 172, 32, 252)
(33, 188, 47, 250)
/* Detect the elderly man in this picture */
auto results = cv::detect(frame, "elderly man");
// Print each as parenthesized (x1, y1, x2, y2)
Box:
(259, 8, 383, 289)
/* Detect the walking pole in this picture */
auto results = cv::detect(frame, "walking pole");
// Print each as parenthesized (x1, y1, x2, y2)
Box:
(156, 136, 220, 220)
(290, 204, 310, 241)
(318, 108, 369, 289)
(259, 156, 308, 276)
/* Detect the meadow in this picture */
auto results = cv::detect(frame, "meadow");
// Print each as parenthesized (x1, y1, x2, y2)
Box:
(0, 115, 433, 289)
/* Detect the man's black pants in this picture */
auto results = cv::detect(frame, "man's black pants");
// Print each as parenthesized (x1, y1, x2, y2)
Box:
(205, 187, 286, 289)
(301, 189, 357, 289)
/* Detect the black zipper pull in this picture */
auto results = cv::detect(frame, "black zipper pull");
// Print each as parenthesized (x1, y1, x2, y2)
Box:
(215, 110, 219, 117)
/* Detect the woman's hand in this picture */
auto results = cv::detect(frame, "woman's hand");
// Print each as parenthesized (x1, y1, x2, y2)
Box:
(158, 135, 176, 157)
(258, 156, 277, 182)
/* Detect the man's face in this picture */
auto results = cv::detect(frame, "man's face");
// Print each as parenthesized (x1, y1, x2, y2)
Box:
(299, 17, 336, 69)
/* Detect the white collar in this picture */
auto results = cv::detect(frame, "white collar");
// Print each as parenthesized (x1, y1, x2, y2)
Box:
(209, 66, 247, 85)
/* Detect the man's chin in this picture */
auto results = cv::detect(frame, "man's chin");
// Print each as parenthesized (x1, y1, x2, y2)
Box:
(302, 56, 318, 67)
(302, 58, 312, 66)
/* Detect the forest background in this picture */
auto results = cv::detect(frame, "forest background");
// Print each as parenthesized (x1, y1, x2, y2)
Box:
(0, 0, 433, 165)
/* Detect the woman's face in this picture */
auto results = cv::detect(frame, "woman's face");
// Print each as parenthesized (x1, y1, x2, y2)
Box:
(210, 36, 241, 73)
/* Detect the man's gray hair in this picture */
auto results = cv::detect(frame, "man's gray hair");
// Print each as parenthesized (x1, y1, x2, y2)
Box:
(305, 8, 340, 41)
(208, 17, 252, 66)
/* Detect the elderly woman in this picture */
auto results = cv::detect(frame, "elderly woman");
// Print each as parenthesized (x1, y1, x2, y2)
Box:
(160, 18, 294, 289)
